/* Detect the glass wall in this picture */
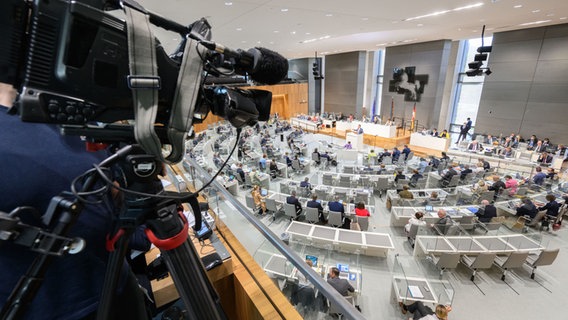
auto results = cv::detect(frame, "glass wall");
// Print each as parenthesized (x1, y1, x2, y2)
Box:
(450, 37, 493, 134)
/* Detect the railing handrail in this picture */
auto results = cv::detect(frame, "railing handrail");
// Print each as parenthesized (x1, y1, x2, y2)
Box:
(185, 158, 366, 320)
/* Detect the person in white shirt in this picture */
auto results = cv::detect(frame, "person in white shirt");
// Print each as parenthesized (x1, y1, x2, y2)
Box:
(405, 212, 426, 233)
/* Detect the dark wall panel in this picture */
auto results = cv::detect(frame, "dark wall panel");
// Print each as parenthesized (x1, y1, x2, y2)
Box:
(475, 23, 568, 142)
(380, 40, 452, 128)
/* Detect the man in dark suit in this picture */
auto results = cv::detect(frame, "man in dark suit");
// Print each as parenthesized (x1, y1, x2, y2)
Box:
(460, 164, 473, 180)
(236, 163, 246, 181)
(537, 152, 553, 165)
(476, 200, 497, 223)
(440, 165, 457, 187)
(402, 145, 411, 159)
(307, 195, 326, 223)
(467, 140, 483, 152)
(327, 267, 354, 296)
(286, 190, 303, 217)
(488, 176, 506, 199)
(328, 195, 345, 215)
(456, 118, 472, 144)
(392, 147, 401, 162)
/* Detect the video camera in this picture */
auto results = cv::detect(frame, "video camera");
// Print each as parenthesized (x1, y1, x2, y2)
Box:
(0, 0, 288, 162)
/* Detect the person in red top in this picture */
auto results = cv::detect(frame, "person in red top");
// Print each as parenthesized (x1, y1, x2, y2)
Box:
(355, 202, 371, 217)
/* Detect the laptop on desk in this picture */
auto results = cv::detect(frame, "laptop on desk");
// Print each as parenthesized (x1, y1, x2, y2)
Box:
(261, 189, 268, 196)
(305, 255, 318, 267)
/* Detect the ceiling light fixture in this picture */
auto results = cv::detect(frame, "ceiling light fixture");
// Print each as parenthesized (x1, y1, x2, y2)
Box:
(224, 2, 233, 6)
(281, 8, 288, 12)
(532, 9, 541, 13)
(325, 14, 333, 17)
(514, 5, 523, 8)
(404, 2, 483, 21)
(560, 17, 568, 20)
(519, 20, 551, 26)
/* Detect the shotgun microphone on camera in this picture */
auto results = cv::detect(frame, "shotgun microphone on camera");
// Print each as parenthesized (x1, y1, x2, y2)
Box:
(201, 41, 288, 85)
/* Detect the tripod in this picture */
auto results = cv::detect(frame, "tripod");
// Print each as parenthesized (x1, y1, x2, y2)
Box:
(1, 145, 226, 320)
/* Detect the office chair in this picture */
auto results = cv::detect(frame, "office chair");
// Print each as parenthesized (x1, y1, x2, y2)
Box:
(305, 207, 320, 224)
(524, 248, 560, 279)
(357, 216, 369, 232)
(284, 203, 300, 221)
(493, 252, 530, 281)
(460, 252, 497, 281)
(328, 211, 344, 228)
(429, 252, 461, 276)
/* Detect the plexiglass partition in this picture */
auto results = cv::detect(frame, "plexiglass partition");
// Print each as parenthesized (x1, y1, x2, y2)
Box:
(181, 158, 365, 320)
(393, 255, 455, 306)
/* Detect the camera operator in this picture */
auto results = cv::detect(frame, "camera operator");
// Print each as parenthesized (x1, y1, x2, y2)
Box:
(0, 83, 149, 319)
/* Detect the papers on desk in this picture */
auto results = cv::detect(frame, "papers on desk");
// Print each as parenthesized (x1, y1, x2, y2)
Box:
(408, 285, 424, 298)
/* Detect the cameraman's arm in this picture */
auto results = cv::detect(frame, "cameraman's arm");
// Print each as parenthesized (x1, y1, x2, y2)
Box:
(0, 83, 16, 107)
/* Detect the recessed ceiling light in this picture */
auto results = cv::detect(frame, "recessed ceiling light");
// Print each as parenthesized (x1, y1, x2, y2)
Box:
(291, 31, 296, 35)
(404, 2, 483, 21)
(546, 13, 555, 17)
(519, 19, 551, 26)
(269, 41, 274, 44)
(362, 17, 369, 21)
(236, 28, 242, 31)
(273, 30, 279, 33)
(325, 14, 333, 17)
(241, 40, 247, 43)
(514, 5, 522, 8)
(224, 2, 232, 6)
(305, 32, 311, 35)
(281, 8, 288, 12)
(532, 9, 541, 13)
(257, 41, 261, 44)
(560, 17, 568, 20)
(417, 23, 424, 27)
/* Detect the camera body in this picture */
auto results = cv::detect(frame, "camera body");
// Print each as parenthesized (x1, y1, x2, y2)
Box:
(0, 0, 274, 145)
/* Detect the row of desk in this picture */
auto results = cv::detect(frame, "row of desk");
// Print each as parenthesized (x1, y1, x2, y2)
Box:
(386, 188, 450, 210)
(413, 234, 544, 257)
(285, 221, 394, 257)
(335, 120, 397, 138)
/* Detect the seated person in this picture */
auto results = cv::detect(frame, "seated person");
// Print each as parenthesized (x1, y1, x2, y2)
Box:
(472, 180, 488, 195)
(536, 152, 552, 164)
(488, 176, 506, 199)
(236, 163, 246, 181)
(398, 185, 414, 199)
(546, 167, 558, 181)
(213, 152, 223, 169)
(215, 171, 228, 188)
(460, 164, 473, 180)
(439, 129, 449, 138)
(379, 149, 392, 162)
(476, 200, 497, 223)
(258, 154, 268, 171)
(327, 267, 354, 297)
(432, 209, 453, 234)
(328, 195, 345, 215)
(504, 175, 518, 196)
(269, 159, 281, 179)
(286, 190, 303, 217)
(355, 202, 371, 217)
(467, 140, 483, 152)
(440, 165, 458, 186)
(249, 168, 262, 186)
(430, 128, 439, 137)
(440, 152, 450, 162)
(481, 159, 491, 171)
(367, 149, 378, 161)
(394, 169, 407, 184)
(404, 211, 426, 233)
(501, 146, 514, 158)
(312, 148, 321, 165)
(473, 161, 485, 173)
(529, 194, 560, 227)
(515, 197, 538, 219)
(392, 147, 401, 162)
(306, 194, 326, 223)
(251, 185, 267, 215)
(409, 169, 423, 187)
(300, 177, 312, 190)
(424, 191, 441, 205)
(291, 259, 317, 309)
(343, 141, 353, 149)
(418, 158, 429, 174)
(284, 152, 293, 167)
(399, 302, 452, 320)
